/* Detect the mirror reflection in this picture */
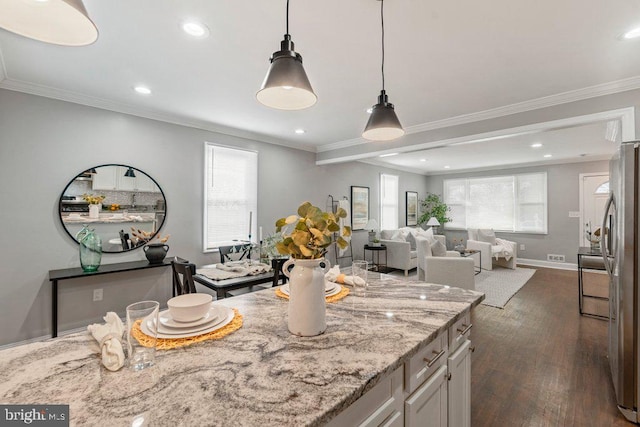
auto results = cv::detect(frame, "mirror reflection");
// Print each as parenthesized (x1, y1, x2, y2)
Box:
(59, 164, 167, 253)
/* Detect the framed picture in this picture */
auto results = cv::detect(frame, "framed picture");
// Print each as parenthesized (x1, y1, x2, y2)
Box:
(351, 186, 370, 230)
(406, 191, 418, 226)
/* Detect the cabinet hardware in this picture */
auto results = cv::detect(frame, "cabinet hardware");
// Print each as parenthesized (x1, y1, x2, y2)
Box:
(470, 346, 476, 353)
(424, 349, 445, 367)
(446, 372, 452, 381)
(456, 323, 473, 335)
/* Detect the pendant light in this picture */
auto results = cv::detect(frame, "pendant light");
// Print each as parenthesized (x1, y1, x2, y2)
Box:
(0, 0, 98, 46)
(124, 167, 136, 178)
(363, 0, 404, 141)
(256, 0, 317, 110)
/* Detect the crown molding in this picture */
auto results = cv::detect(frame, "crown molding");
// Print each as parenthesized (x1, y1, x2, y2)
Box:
(316, 76, 640, 153)
(0, 77, 316, 153)
(0, 46, 6, 82)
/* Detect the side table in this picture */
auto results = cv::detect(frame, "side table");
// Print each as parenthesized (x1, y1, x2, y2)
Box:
(459, 249, 481, 275)
(577, 246, 608, 319)
(364, 244, 388, 272)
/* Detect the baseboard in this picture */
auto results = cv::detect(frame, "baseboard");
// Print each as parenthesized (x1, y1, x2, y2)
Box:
(517, 258, 577, 271)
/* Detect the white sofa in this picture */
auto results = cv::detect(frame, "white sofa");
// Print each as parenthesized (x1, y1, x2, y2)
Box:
(379, 228, 420, 276)
(415, 236, 475, 290)
(466, 229, 517, 271)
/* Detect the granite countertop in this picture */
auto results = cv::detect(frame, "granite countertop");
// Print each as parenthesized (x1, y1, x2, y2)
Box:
(62, 214, 155, 224)
(0, 273, 483, 426)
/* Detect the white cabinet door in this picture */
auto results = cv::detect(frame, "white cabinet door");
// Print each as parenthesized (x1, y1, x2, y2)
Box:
(91, 166, 118, 190)
(405, 365, 448, 427)
(448, 339, 471, 427)
(135, 172, 159, 192)
(117, 166, 137, 191)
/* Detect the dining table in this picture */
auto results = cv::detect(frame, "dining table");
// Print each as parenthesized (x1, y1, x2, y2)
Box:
(0, 271, 483, 426)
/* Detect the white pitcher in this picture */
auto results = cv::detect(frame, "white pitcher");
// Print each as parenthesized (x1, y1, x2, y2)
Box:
(282, 258, 330, 336)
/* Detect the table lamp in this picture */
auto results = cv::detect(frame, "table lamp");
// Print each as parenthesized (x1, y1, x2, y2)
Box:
(364, 219, 379, 243)
(426, 217, 440, 234)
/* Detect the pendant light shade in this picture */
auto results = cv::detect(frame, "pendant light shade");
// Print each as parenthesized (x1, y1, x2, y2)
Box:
(0, 0, 98, 46)
(363, 90, 404, 141)
(256, 0, 316, 110)
(363, 0, 404, 141)
(124, 167, 136, 178)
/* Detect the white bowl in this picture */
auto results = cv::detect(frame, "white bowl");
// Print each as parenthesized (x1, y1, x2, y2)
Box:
(167, 294, 213, 322)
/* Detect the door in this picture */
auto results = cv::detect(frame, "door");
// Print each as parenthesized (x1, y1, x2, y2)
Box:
(580, 173, 610, 247)
(405, 365, 448, 427)
(448, 340, 471, 427)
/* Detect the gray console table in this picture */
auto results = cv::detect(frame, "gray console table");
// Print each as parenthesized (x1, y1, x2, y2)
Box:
(48, 260, 172, 338)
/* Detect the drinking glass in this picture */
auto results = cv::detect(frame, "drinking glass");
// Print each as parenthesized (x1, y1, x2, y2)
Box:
(351, 260, 369, 297)
(126, 300, 159, 371)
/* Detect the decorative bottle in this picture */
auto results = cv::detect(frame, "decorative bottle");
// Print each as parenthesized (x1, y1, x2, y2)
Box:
(80, 228, 102, 272)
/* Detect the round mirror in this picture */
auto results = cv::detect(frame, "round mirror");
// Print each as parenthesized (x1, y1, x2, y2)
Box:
(59, 164, 167, 253)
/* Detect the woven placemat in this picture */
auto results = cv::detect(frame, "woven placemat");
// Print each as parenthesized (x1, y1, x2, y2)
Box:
(275, 286, 350, 303)
(131, 308, 243, 350)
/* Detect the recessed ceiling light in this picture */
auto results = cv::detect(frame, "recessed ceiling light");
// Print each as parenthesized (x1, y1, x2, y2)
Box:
(420, 159, 426, 162)
(294, 129, 305, 134)
(623, 27, 640, 39)
(366, 108, 373, 114)
(543, 154, 552, 158)
(133, 86, 152, 95)
(379, 153, 398, 158)
(444, 165, 451, 169)
(531, 143, 543, 148)
(182, 21, 210, 38)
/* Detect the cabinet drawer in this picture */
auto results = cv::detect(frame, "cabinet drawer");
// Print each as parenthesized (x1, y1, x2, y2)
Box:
(405, 331, 448, 395)
(449, 312, 472, 353)
(326, 366, 403, 427)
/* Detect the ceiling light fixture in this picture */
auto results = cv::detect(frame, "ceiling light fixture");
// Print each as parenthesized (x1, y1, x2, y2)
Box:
(256, 0, 317, 110)
(543, 154, 552, 158)
(420, 158, 426, 162)
(0, 0, 98, 46)
(530, 143, 543, 148)
(363, 0, 404, 141)
(134, 86, 152, 95)
(294, 129, 305, 134)
(444, 165, 451, 169)
(124, 167, 136, 178)
(182, 21, 209, 38)
(379, 152, 398, 158)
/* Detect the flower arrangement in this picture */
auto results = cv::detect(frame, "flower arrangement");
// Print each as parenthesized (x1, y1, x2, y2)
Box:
(585, 222, 601, 245)
(82, 193, 106, 205)
(275, 201, 351, 259)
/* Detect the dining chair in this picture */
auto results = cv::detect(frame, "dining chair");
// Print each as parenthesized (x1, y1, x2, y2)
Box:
(119, 230, 130, 250)
(172, 258, 197, 296)
(219, 243, 252, 263)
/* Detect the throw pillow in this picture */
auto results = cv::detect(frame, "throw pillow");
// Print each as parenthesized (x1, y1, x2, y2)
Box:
(477, 229, 496, 245)
(430, 239, 447, 257)
(390, 231, 406, 242)
(406, 232, 417, 250)
(416, 227, 433, 239)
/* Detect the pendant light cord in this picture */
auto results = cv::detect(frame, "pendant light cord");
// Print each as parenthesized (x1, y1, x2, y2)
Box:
(286, 0, 290, 35)
(381, 0, 385, 92)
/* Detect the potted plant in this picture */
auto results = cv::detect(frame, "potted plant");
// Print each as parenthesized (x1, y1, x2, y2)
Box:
(275, 202, 351, 336)
(83, 193, 106, 219)
(418, 193, 452, 229)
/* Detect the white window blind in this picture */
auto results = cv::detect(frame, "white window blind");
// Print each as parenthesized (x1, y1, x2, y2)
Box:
(204, 143, 258, 251)
(380, 174, 399, 230)
(444, 172, 547, 233)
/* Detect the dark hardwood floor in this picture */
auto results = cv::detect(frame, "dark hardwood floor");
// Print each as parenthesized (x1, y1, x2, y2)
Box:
(471, 266, 634, 426)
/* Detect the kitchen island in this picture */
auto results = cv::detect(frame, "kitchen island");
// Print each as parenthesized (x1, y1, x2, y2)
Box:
(0, 272, 483, 426)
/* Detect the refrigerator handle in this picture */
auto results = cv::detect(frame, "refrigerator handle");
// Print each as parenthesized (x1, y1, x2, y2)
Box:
(601, 192, 615, 276)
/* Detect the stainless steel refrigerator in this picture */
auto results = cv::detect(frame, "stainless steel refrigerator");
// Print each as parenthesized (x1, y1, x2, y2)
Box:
(603, 140, 639, 423)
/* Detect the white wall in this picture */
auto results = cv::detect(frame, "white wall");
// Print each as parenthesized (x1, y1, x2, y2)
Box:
(0, 89, 428, 346)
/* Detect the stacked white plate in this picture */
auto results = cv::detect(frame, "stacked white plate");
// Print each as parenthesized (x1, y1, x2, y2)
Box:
(280, 280, 342, 298)
(141, 304, 235, 339)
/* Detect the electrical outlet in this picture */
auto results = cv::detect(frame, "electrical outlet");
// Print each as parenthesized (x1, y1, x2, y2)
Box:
(93, 288, 103, 302)
(547, 254, 565, 262)
(520, 244, 525, 251)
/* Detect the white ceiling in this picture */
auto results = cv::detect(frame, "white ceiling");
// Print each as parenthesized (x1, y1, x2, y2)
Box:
(0, 0, 637, 172)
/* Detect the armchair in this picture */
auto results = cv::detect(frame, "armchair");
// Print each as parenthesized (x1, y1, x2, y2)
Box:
(466, 229, 517, 271)
(379, 229, 418, 276)
(415, 236, 475, 290)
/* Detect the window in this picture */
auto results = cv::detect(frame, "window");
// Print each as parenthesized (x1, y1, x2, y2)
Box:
(204, 143, 258, 251)
(380, 174, 399, 230)
(444, 172, 547, 233)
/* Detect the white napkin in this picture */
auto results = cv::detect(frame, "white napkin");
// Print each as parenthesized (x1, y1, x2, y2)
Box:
(325, 265, 365, 286)
(87, 312, 126, 371)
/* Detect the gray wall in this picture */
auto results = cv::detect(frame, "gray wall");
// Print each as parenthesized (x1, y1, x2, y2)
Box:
(424, 161, 609, 265)
(0, 89, 428, 346)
